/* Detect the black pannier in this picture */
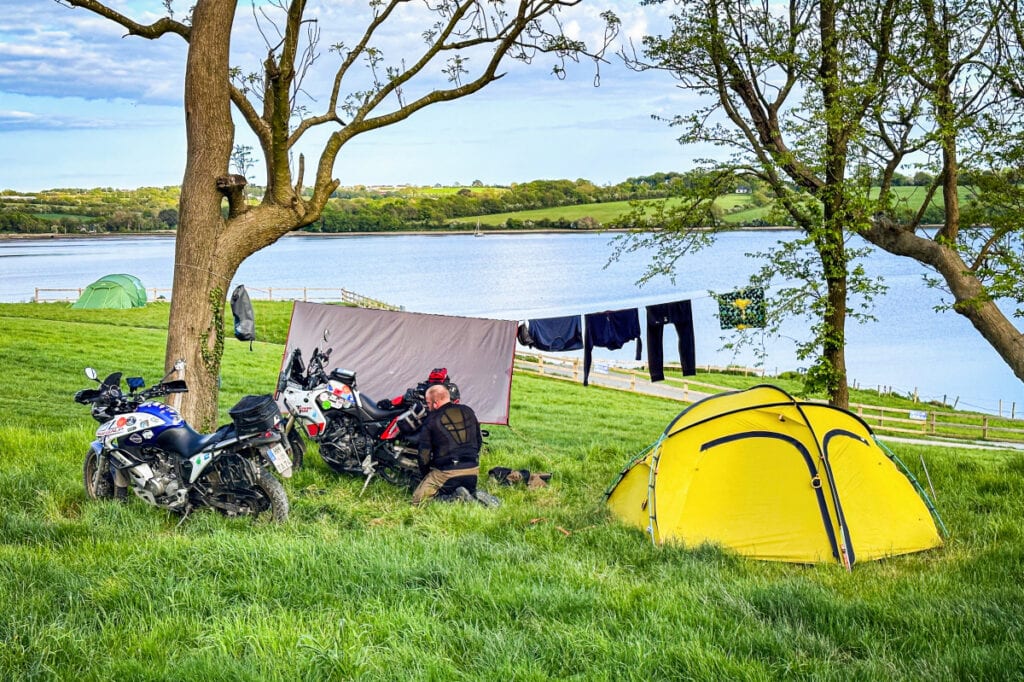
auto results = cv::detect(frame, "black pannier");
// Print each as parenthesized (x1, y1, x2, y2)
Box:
(229, 394, 282, 436)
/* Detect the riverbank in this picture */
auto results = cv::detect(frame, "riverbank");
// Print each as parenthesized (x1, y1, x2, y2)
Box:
(0, 224, 798, 241)
(5, 229, 1019, 415)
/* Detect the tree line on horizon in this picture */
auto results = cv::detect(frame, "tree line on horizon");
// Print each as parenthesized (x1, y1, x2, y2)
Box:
(0, 169, 949, 234)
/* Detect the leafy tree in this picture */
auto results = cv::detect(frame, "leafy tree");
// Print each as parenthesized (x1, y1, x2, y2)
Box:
(59, 0, 617, 428)
(158, 208, 179, 228)
(618, 0, 1024, 406)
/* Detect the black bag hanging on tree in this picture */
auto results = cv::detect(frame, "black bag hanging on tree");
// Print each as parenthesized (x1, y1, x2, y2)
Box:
(230, 284, 256, 350)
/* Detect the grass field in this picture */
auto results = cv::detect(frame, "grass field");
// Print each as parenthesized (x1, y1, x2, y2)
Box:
(454, 194, 777, 228)
(451, 185, 961, 229)
(0, 303, 1021, 679)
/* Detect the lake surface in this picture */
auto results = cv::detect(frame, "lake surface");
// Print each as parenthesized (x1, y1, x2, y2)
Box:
(2, 231, 1021, 415)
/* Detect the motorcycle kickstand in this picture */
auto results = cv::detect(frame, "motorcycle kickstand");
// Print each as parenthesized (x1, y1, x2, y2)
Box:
(176, 505, 193, 529)
(359, 473, 376, 497)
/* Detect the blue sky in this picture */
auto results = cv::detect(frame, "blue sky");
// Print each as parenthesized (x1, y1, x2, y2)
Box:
(0, 0, 698, 192)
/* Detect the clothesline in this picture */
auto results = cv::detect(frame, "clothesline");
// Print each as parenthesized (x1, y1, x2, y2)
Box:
(513, 288, 767, 387)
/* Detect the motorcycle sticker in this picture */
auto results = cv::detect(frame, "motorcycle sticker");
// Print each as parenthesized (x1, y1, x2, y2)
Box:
(322, 381, 355, 409)
(97, 412, 168, 438)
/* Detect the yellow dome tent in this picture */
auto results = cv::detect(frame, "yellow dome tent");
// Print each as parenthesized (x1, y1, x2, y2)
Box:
(606, 385, 945, 568)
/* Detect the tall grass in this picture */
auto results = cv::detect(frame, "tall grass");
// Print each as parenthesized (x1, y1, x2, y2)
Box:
(0, 306, 1021, 680)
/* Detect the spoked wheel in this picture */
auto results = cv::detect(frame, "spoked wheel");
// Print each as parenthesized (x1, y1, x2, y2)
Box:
(209, 468, 290, 522)
(253, 468, 289, 522)
(83, 450, 114, 500)
(375, 464, 420, 492)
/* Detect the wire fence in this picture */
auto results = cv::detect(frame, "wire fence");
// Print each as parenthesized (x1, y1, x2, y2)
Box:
(514, 353, 1024, 447)
(32, 286, 402, 311)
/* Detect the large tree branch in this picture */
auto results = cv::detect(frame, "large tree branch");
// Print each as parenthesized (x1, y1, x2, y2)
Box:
(58, 0, 190, 40)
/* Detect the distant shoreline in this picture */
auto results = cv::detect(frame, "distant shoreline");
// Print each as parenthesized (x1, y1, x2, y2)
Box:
(0, 225, 796, 241)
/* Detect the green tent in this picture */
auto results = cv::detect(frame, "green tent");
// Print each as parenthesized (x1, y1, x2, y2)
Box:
(70, 274, 147, 309)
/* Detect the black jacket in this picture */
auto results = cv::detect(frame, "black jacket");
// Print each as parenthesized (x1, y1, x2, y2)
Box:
(417, 402, 482, 471)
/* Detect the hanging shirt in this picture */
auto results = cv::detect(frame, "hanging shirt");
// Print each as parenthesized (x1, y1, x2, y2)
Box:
(583, 308, 642, 386)
(717, 286, 767, 330)
(646, 300, 696, 381)
(518, 315, 584, 352)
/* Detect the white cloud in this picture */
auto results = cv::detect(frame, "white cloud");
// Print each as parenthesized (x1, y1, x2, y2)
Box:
(1, 0, 699, 191)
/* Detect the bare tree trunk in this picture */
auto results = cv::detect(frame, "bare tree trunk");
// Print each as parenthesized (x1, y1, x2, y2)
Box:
(166, 0, 238, 431)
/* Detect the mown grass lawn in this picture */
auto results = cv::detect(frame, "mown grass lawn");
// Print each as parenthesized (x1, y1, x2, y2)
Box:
(0, 304, 1021, 680)
(451, 194, 772, 228)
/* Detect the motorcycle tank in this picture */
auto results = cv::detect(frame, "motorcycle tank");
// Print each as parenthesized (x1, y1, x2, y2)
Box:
(323, 380, 357, 409)
(113, 401, 184, 447)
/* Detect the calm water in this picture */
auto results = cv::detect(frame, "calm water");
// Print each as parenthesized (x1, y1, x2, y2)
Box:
(2, 232, 1021, 415)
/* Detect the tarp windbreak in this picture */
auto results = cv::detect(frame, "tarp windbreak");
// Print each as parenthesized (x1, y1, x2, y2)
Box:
(606, 384, 945, 568)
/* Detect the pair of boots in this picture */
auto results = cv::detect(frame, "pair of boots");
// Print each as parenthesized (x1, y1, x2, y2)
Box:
(453, 486, 501, 508)
(487, 467, 552, 490)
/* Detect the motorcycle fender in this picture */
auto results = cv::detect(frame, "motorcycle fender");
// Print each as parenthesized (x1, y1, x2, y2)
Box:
(103, 445, 135, 469)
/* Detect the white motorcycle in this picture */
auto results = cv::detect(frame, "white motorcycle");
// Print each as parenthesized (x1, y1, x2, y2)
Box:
(275, 341, 450, 492)
(76, 365, 292, 521)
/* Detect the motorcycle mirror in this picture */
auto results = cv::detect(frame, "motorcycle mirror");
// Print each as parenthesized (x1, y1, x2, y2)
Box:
(322, 329, 330, 343)
(85, 367, 98, 382)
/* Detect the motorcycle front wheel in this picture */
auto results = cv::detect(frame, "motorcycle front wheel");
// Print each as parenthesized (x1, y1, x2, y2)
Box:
(82, 449, 114, 500)
(286, 428, 306, 470)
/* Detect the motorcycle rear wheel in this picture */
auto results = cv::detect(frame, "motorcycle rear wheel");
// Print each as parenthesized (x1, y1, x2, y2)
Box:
(253, 468, 290, 522)
(82, 450, 114, 500)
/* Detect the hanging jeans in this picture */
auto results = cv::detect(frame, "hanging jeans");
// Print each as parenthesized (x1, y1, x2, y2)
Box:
(646, 300, 696, 381)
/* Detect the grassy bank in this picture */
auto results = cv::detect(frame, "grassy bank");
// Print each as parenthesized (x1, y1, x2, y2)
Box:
(0, 305, 1022, 680)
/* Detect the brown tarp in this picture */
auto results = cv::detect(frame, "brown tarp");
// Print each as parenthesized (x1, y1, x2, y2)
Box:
(282, 301, 518, 424)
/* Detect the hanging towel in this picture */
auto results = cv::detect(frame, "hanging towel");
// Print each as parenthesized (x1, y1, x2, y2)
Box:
(646, 300, 696, 381)
(717, 286, 767, 330)
(519, 315, 584, 352)
(583, 308, 642, 386)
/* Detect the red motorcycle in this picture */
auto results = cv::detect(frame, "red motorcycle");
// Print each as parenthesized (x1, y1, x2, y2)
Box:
(276, 341, 459, 492)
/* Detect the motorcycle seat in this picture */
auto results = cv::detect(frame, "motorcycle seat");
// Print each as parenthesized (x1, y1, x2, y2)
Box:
(360, 395, 407, 421)
(156, 422, 234, 458)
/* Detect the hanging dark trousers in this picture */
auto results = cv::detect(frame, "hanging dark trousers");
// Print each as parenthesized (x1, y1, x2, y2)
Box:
(646, 300, 696, 382)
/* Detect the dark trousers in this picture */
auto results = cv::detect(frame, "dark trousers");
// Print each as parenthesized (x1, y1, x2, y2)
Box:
(411, 466, 479, 505)
(646, 300, 696, 381)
